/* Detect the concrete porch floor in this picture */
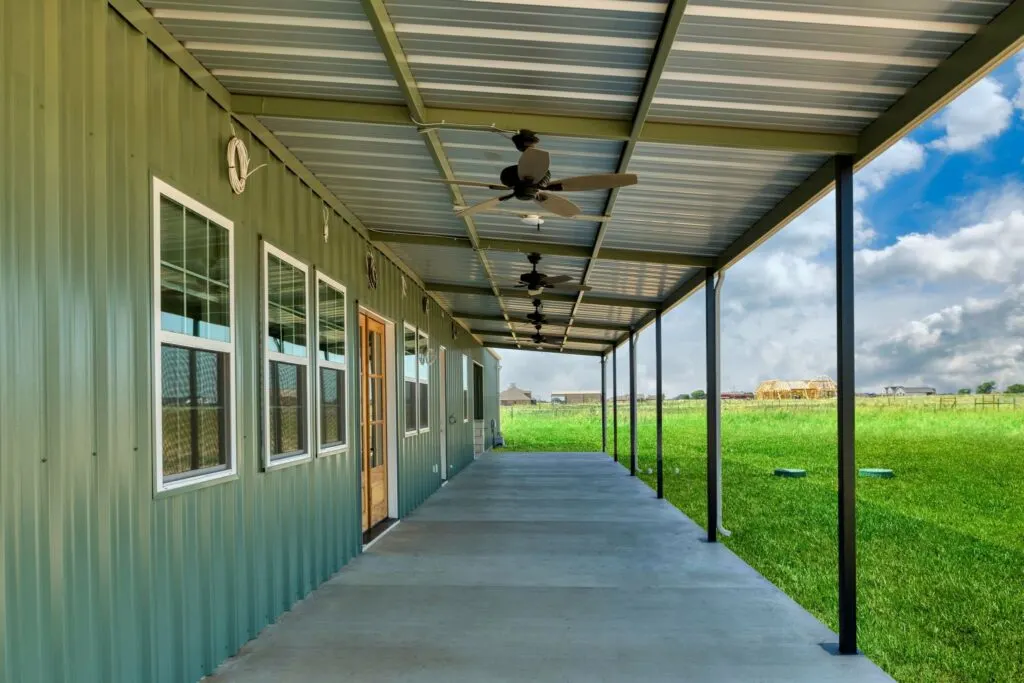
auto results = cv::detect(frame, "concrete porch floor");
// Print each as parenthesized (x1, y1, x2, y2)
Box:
(209, 452, 892, 682)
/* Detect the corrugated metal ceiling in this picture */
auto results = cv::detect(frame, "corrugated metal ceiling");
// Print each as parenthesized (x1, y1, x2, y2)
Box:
(141, 0, 1017, 356)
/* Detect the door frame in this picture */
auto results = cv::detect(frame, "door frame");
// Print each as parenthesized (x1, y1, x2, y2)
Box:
(439, 346, 448, 480)
(358, 306, 399, 522)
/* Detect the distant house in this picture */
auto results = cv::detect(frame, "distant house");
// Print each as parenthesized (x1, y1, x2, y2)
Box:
(551, 390, 601, 404)
(500, 384, 535, 406)
(884, 386, 937, 396)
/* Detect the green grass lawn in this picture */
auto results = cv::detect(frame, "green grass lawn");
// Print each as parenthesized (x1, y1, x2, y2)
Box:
(501, 402, 1024, 683)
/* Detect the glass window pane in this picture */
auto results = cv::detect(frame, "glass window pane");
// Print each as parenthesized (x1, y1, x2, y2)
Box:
(419, 380, 429, 431)
(317, 281, 346, 364)
(159, 197, 185, 269)
(418, 332, 429, 379)
(269, 360, 307, 458)
(205, 282, 230, 343)
(404, 327, 417, 381)
(160, 195, 231, 343)
(405, 380, 417, 432)
(161, 344, 229, 478)
(267, 253, 307, 358)
(319, 367, 345, 448)
(160, 265, 187, 335)
(208, 223, 229, 285)
(184, 210, 209, 277)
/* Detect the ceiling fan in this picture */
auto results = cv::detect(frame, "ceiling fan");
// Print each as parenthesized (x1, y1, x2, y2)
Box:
(513, 252, 592, 297)
(439, 130, 638, 219)
(525, 298, 547, 326)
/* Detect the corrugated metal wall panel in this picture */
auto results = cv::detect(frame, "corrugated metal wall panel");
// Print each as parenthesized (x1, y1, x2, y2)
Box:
(0, 3, 497, 682)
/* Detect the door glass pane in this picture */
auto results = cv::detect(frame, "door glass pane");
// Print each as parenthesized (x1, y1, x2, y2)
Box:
(369, 419, 379, 468)
(373, 377, 384, 422)
(374, 423, 384, 468)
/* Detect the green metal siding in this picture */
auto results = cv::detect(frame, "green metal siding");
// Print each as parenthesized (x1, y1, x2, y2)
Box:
(0, 2, 500, 682)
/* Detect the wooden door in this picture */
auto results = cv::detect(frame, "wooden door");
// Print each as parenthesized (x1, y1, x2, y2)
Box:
(360, 313, 388, 531)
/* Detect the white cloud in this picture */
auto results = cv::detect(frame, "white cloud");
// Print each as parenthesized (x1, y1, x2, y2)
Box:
(856, 184, 1024, 284)
(1015, 54, 1024, 112)
(930, 77, 1013, 152)
(856, 139, 927, 200)
(859, 287, 1024, 391)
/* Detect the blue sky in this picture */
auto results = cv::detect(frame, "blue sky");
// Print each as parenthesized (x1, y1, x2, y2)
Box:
(502, 51, 1024, 399)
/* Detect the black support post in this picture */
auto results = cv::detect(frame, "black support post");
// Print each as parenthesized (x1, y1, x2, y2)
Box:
(612, 346, 618, 462)
(629, 331, 638, 477)
(705, 269, 720, 543)
(601, 356, 608, 454)
(836, 154, 857, 655)
(656, 311, 664, 499)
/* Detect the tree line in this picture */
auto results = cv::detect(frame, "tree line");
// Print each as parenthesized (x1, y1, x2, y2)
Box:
(958, 381, 1024, 395)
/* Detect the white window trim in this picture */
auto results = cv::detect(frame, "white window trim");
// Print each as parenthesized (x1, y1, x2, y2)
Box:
(403, 322, 419, 437)
(262, 241, 313, 469)
(463, 354, 470, 424)
(417, 329, 430, 435)
(314, 270, 348, 457)
(152, 177, 237, 494)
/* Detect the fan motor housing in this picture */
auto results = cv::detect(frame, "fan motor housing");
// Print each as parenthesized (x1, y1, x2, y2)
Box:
(500, 165, 550, 200)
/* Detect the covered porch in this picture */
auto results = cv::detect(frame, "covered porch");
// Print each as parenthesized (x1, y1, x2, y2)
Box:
(209, 452, 891, 682)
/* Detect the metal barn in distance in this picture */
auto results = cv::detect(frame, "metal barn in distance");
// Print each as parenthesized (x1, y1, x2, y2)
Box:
(2, 0, 1021, 682)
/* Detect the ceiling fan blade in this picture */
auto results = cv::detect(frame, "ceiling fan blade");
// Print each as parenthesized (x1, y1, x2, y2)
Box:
(434, 179, 509, 190)
(455, 194, 509, 218)
(547, 173, 638, 192)
(547, 282, 592, 293)
(518, 147, 550, 182)
(534, 193, 581, 218)
(543, 274, 574, 286)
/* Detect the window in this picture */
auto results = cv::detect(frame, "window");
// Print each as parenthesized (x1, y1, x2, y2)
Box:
(418, 331, 430, 433)
(403, 324, 432, 434)
(404, 325, 418, 435)
(263, 243, 311, 466)
(463, 355, 469, 423)
(316, 273, 347, 454)
(152, 178, 235, 491)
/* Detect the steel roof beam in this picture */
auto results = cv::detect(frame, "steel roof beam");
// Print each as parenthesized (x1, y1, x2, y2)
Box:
(359, 0, 518, 344)
(231, 95, 858, 155)
(452, 312, 631, 333)
(426, 283, 658, 309)
(617, 0, 1024, 349)
(484, 343, 606, 358)
(561, 0, 691, 350)
(367, 230, 714, 267)
(469, 329, 610, 344)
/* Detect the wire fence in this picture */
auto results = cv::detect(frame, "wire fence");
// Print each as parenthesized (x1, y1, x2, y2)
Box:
(501, 394, 1021, 422)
